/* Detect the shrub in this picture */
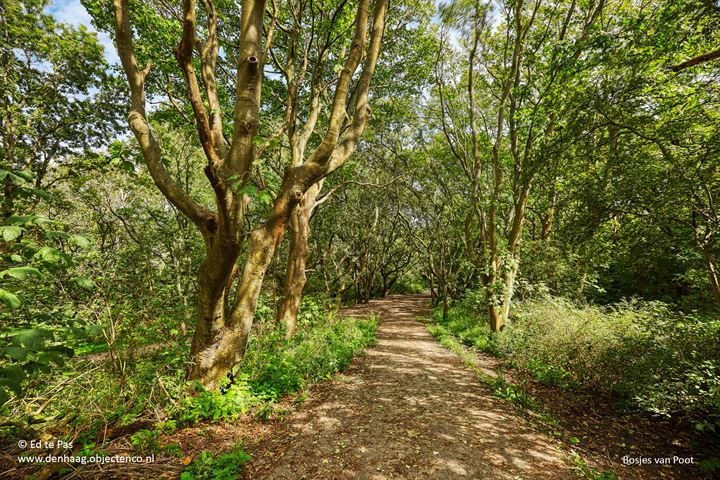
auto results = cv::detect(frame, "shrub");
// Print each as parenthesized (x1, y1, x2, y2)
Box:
(242, 312, 377, 397)
(500, 298, 720, 424)
(172, 297, 377, 425)
(433, 295, 720, 428)
(432, 302, 497, 355)
(130, 429, 160, 454)
(174, 376, 267, 425)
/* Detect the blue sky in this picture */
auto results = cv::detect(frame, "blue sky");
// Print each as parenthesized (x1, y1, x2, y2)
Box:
(46, 0, 119, 64)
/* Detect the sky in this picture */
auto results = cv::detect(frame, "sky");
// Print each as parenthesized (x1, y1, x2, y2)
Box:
(45, 0, 120, 65)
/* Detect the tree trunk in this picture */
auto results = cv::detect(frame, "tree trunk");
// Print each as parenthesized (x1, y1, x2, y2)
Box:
(187, 225, 281, 389)
(187, 242, 242, 387)
(701, 247, 720, 307)
(276, 182, 322, 337)
(500, 261, 519, 325)
(484, 255, 520, 332)
(488, 305, 503, 332)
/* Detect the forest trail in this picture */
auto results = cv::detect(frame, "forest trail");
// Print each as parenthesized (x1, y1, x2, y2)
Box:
(242, 294, 573, 479)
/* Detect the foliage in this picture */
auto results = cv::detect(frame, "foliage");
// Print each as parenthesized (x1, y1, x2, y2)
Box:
(570, 451, 618, 480)
(180, 447, 252, 480)
(431, 300, 498, 355)
(1, 295, 376, 439)
(174, 376, 267, 425)
(488, 375, 537, 411)
(0, 168, 97, 404)
(130, 429, 161, 455)
(1, 0, 121, 192)
(438, 295, 720, 430)
(241, 297, 377, 397)
(1, 0, 719, 475)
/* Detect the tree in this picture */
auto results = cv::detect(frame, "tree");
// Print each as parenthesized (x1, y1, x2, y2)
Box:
(275, 0, 435, 336)
(0, 0, 121, 219)
(548, 0, 720, 308)
(108, 0, 388, 388)
(434, 0, 605, 330)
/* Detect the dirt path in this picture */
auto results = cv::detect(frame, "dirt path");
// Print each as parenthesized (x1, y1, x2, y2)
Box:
(243, 294, 573, 479)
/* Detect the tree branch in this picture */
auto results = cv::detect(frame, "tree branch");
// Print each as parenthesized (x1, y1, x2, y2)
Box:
(112, 0, 215, 230)
(669, 48, 720, 72)
(176, 0, 224, 179)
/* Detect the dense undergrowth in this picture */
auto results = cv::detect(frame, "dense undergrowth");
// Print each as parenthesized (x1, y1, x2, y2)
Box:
(0, 295, 376, 478)
(431, 295, 720, 433)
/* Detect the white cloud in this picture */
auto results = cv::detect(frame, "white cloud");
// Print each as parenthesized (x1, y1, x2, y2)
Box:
(46, 0, 119, 65)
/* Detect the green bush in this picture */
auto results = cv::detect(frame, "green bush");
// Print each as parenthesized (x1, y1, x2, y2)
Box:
(524, 358, 573, 388)
(433, 295, 720, 428)
(501, 298, 720, 420)
(432, 301, 498, 355)
(174, 376, 268, 425)
(130, 429, 160, 454)
(172, 297, 376, 425)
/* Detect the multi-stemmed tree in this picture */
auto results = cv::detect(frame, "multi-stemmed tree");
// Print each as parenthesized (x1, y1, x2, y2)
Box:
(108, 0, 388, 388)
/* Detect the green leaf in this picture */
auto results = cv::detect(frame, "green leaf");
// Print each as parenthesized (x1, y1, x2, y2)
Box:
(259, 191, 273, 205)
(70, 235, 91, 249)
(0, 346, 29, 361)
(10, 329, 51, 349)
(37, 351, 66, 367)
(14, 171, 33, 182)
(70, 277, 95, 290)
(1, 226, 23, 242)
(25, 361, 51, 374)
(34, 247, 72, 268)
(239, 184, 258, 196)
(0, 267, 42, 281)
(252, 135, 264, 147)
(0, 365, 26, 386)
(47, 231, 71, 241)
(4, 215, 50, 226)
(7, 173, 28, 185)
(0, 289, 21, 309)
(47, 345, 74, 357)
(119, 160, 135, 173)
